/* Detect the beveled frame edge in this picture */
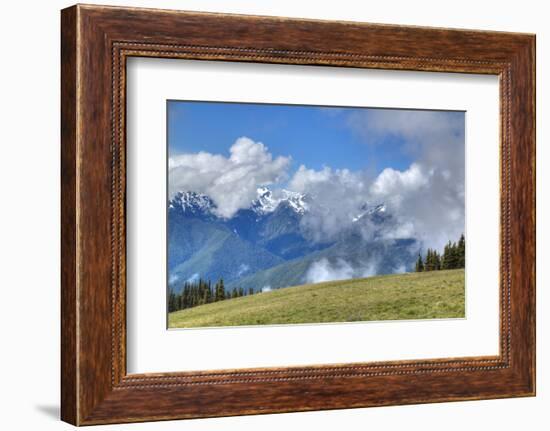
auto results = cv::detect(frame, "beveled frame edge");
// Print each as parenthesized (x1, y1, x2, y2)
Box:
(61, 4, 535, 425)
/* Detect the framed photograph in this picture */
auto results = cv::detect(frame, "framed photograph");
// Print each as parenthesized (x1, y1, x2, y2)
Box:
(164, 101, 467, 330)
(61, 4, 535, 425)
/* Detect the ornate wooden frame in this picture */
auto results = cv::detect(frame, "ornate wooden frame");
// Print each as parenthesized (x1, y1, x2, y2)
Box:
(61, 4, 535, 425)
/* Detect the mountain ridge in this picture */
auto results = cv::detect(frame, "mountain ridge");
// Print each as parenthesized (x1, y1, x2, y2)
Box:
(168, 187, 418, 293)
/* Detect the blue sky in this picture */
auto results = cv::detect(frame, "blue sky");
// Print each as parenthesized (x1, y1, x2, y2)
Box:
(167, 100, 425, 175)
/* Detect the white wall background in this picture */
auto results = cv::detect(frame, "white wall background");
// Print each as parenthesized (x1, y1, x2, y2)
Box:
(0, 0, 546, 429)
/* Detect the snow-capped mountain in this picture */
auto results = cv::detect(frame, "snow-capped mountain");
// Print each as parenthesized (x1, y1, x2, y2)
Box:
(169, 187, 309, 218)
(168, 187, 418, 293)
(170, 188, 387, 227)
(252, 187, 308, 216)
(169, 191, 215, 215)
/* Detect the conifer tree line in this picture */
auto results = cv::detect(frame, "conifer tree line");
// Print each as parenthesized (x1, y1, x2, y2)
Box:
(415, 234, 465, 272)
(168, 278, 257, 312)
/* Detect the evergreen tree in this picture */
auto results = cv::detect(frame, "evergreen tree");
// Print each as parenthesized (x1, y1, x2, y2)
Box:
(441, 242, 451, 269)
(182, 284, 190, 309)
(425, 249, 433, 271)
(442, 241, 457, 269)
(204, 283, 212, 304)
(433, 250, 441, 270)
(451, 241, 459, 269)
(414, 233, 466, 274)
(168, 289, 178, 312)
(415, 253, 424, 272)
(215, 279, 225, 301)
(427, 249, 432, 271)
(457, 234, 465, 268)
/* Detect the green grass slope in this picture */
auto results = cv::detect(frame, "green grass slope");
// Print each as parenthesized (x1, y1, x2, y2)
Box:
(169, 269, 465, 328)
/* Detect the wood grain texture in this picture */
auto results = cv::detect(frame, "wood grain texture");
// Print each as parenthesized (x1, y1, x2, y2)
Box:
(60, 4, 536, 425)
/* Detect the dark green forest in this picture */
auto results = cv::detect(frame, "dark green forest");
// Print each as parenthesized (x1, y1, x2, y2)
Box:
(168, 278, 256, 313)
(415, 234, 465, 272)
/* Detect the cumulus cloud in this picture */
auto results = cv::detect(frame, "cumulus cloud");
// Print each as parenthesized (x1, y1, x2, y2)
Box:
(169, 109, 464, 251)
(289, 164, 396, 244)
(370, 163, 428, 199)
(348, 108, 465, 187)
(287, 109, 465, 251)
(169, 137, 291, 218)
(358, 110, 466, 250)
(368, 163, 464, 250)
(289, 165, 373, 242)
(288, 161, 463, 250)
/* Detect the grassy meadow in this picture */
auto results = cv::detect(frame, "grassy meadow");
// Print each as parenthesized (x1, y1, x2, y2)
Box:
(168, 269, 465, 328)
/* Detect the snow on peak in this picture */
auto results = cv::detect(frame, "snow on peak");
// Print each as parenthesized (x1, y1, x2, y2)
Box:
(252, 187, 308, 215)
(254, 187, 279, 214)
(280, 189, 309, 215)
(170, 188, 383, 222)
(170, 191, 214, 214)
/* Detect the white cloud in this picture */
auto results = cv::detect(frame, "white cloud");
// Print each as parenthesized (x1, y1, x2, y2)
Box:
(288, 165, 333, 191)
(370, 163, 428, 198)
(288, 160, 463, 250)
(348, 109, 465, 185)
(305, 258, 355, 284)
(286, 109, 465, 251)
(289, 165, 372, 242)
(305, 258, 381, 284)
(349, 109, 463, 144)
(169, 137, 291, 218)
(368, 163, 464, 250)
